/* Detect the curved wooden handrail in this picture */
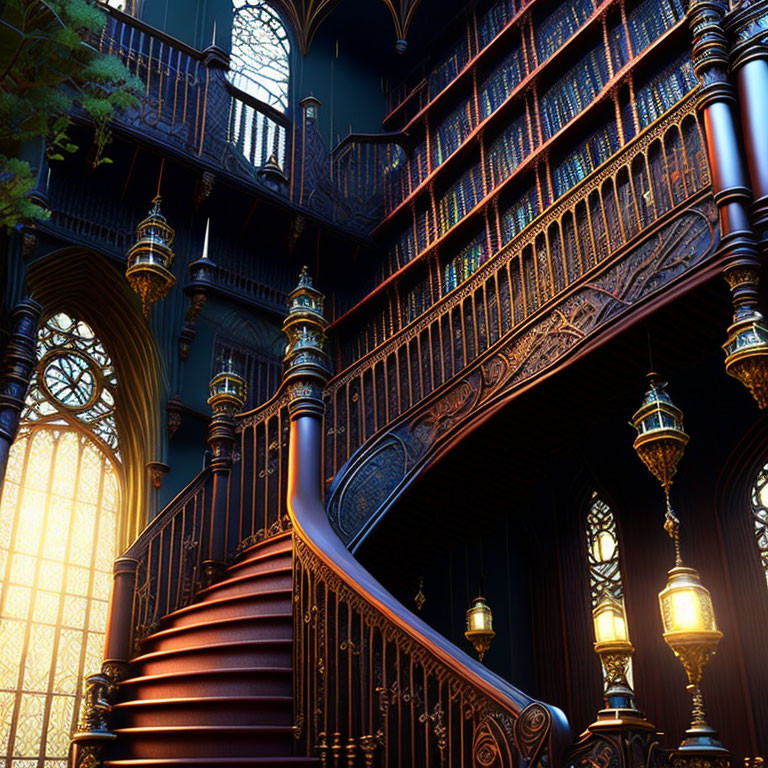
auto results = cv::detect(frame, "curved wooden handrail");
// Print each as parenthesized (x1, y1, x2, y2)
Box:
(124, 468, 211, 559)
(288, 409, 572, 766)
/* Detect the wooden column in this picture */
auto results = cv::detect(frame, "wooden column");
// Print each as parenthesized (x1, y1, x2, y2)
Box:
(0, 298, 42, 488)
(688, 0, 768, 409)
(726, 3, 768, 251)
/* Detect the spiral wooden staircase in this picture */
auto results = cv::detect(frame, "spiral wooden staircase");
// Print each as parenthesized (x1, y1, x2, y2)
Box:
(70, 78, 723, 768)
(104, 532, 309, 768)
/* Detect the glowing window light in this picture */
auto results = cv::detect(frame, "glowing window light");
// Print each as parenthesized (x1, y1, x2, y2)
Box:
(585, 493, 633, 686)
(0, 313, 119, 764)
(229, 0, 291, 111)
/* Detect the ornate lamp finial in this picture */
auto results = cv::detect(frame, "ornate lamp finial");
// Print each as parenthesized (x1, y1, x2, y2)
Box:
(282, 268, 331, 417)
(126, 195, 176, 317)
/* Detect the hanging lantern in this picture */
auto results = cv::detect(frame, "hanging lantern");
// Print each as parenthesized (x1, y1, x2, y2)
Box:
(631, 373, 689, 492)
(465, 595, 495, 662)
(126, 196, 176, 317)
(659, 565, 726, 751)
(208, 357, 247, 416)
(723, 313, 768, 409)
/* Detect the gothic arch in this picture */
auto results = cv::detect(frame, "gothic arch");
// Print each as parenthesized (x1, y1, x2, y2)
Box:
(25, 247, 164, 549)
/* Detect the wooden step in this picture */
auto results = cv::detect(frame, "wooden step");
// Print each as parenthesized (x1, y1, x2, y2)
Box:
(131, 640, 292, 676)
(111, 726, 295, 759)
(164, 590, 292, 628)
(196, 570, 292, 603)
(142, 614, 293, 653)
(118, 667, 292, 700)
(224, 548, 293, 580)
(234, 532, 293, 562)
(112, 696, 293, 728)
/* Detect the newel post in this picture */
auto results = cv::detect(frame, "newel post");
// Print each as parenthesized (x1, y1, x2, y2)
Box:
(688, 0, 768, 408)
(70, 557, 137, 767)
(0, 298, 42, 488)
(203, 359, 247, 586)
(282, 266, 332, 499)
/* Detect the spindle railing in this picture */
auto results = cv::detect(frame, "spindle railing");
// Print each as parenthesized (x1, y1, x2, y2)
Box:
(125, 469, 213, 648)
(293, 530, 570, 768)
(324, 92, 712, 492)
(91, 8, 380, 235)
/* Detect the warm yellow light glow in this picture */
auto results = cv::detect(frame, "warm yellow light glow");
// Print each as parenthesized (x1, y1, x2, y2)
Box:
(593, 598, 629, 645)
(669, 589, 703, 632)
(659, 566, 719, 638)
(466, 597, 493, 632)
(0, 430, 117, 763)
(592, 530, 616, 563)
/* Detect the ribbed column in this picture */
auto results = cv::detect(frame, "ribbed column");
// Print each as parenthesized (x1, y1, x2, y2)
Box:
(688, 0, 768, 408)
(0, 298, 42, 488)
(726, 2, 768, 248)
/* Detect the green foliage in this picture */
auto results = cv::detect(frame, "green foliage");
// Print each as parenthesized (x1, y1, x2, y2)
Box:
(0, 0, 143, 230)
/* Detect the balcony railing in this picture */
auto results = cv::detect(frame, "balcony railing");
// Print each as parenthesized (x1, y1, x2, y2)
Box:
(94, 9, 382, 236)
(322, 91, 719, 547)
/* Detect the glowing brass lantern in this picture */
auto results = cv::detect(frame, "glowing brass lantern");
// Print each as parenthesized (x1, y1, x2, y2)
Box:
(723, 312, 768, 409)
(126, 196, 176, 317)
(659, 566, 726, 751)
(208, 358, 247, 416)
(631, 373, 689, 492)
(592, 597, 637, 713)
(465, 596, 495, 662)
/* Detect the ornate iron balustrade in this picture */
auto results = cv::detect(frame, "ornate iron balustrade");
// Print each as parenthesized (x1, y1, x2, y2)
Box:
(292, 528, 569, 768)
(93, 9, 382, 236)
(124, 469, 213, 648)
(324, 92, 719, 547)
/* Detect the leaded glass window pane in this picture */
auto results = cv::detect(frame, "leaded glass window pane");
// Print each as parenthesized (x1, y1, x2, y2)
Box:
(750, 462, 768, 589)
(229, 0, 291, 111)
(0, 313, 119, 765)
(585, 493, 632, 686)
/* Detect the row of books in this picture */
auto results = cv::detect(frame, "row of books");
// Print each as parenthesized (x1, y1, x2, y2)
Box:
(443, 231, 490, 293)
(478, 46, 526, 121)
(500, 186, 538, 245)
(486, 112, 531, 189)
(626, 0, 685, 55)
(635, 54, 696, 129)
(534, 0, 594, 63)
(429, 38, 472, 100)
(433, 97, 477, 168)
(436, 165, 484, 237)
(402, 280, 433, 324)
(416, 206, 435, 253)
(540, 43, 610, 140)
(477, 0, 519, 49)
(551, 119, 620, 198)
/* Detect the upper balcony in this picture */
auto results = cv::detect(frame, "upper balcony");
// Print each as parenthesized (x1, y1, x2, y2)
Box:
(90, 7, 396, 240)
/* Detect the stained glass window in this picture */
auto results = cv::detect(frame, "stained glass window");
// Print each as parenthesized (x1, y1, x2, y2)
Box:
(229, 0, 291, 111)
(750, 461, 768, 589)
(585, 493, 632, 685)
(0, 313, 119, 766)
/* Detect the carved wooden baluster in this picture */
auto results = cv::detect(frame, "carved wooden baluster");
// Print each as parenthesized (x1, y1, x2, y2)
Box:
(331, 732, 343, 768)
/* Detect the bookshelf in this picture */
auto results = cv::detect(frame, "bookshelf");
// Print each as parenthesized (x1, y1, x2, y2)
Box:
(336, 0, 695, 364)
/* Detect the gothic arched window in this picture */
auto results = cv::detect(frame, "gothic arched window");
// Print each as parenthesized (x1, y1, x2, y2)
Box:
(749, 461, 768, 588)
(585, 493, 632, 685)
(229, 0, 291, 111)
(0, 313, 119, 764)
